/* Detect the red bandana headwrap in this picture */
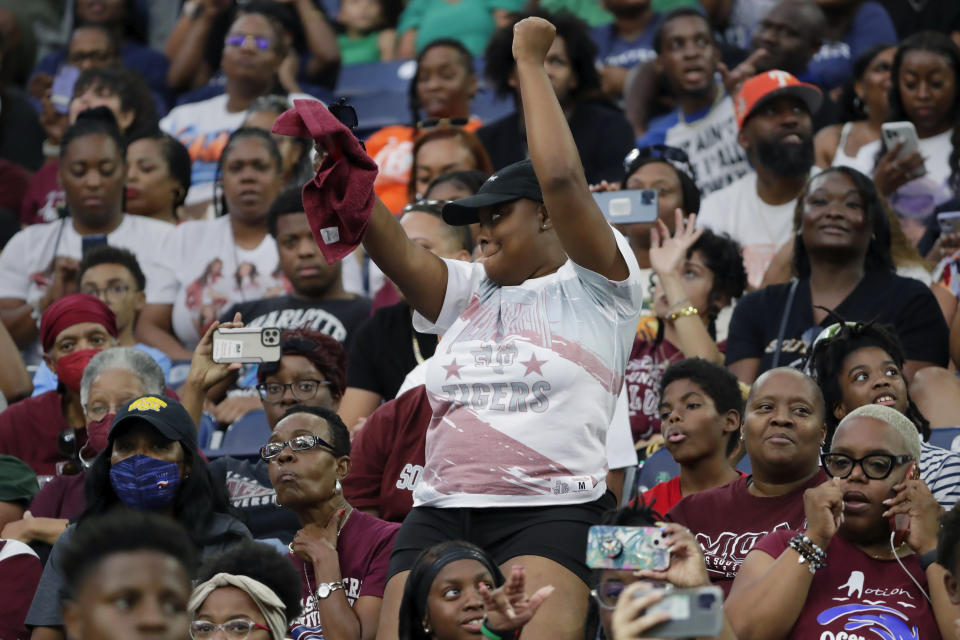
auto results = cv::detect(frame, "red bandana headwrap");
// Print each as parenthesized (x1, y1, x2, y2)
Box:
(40, 293, 118, 352)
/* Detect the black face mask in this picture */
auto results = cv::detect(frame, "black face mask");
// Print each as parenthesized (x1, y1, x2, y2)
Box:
(755, 137, 815, 178)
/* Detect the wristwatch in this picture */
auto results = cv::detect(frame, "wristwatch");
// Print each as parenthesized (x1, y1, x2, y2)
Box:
(316, 581, 345, 599)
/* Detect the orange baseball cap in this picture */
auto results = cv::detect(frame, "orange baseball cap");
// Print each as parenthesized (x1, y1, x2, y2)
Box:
(734, 70, 823, 130)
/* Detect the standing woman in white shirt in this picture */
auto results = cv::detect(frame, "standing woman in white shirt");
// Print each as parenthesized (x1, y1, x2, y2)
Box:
(138, 128, 285, 359)
(342, 17, 644, 640)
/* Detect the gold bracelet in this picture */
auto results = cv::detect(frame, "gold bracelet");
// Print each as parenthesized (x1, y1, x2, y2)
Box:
(667, 306, 699, 321)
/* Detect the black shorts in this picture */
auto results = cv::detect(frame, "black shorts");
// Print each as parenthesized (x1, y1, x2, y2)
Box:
(387, 492, 616, 584)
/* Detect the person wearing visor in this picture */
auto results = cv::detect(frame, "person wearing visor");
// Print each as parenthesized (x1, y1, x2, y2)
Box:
(0, 294, 118, 480)
(355, 17, 645, 640)
(25, 395, 249, 640)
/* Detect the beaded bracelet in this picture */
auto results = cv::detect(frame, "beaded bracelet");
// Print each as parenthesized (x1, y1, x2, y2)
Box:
(480, 619, 521, 640)
(788, 532, 827, 574)
(667, 306, 699, 321)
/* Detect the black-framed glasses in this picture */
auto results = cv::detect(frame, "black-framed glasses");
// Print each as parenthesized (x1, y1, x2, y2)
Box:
(260, 434, 337, 461)
(81, 283, 131, 303)
(623, 144, 697, 182)
(225, 34, 272, 51)
(416, 117, 469, 130)
(189, 619, 270, 640)
(401, 199, 449, 215)
(256, 380, 331, 403)
(821, 453, 913, 480)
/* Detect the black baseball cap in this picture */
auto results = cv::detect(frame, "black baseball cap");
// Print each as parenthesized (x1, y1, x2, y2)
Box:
(109, 395, 198, 448)
(442, 159, 543, 226)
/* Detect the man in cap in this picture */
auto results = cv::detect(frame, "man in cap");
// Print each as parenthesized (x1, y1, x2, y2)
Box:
(0, 294, 117, 480)
(0, 454, 42, 640)
(697, 69, 822, 289)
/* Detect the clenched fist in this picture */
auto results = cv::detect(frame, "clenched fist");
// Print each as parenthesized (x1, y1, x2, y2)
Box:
(512, 17, 556, 65)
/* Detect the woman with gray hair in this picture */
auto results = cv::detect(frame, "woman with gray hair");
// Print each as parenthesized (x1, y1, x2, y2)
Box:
(727, 403, 959, 640)
(0, 347, 165, 547)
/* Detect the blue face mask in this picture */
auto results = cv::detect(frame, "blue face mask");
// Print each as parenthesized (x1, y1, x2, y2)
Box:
(109, 454, 181, 510)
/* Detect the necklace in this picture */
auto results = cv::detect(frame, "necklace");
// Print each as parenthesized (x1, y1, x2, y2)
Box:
(862, 541, 908, 560)
(412, 332, 424, 365)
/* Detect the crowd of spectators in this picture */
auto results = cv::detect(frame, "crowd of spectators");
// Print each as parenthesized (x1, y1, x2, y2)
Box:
(3, 1, 960, 640)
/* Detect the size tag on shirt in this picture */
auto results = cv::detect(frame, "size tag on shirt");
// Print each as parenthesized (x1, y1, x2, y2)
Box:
(552, 476, 593, 495)
(213, 339, 243, 361)
(320, 227, 340, 244)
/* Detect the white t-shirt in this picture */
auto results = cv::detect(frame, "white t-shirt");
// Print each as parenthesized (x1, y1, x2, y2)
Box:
(398, 361, 640, 472)
(0, 215, 174, 362)
(160, 92, 315, 206)
(0, 215, 173, 306)
(151, 215, 282, 349)
(698, 171, 810, 289)
(858, 128, 954, 222)
(411, 229, 644, 508)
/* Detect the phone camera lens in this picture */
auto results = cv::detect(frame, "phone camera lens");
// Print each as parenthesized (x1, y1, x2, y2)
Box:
(697, 593, 716, 609)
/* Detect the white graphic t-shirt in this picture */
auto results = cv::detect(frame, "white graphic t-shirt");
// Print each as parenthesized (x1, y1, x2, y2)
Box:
(0, 215, 174, 362)
(160, 92, 316, 205)
(637, 92, 751, 198)
(151, 215, 283, 349)
(412, 229, 644, 508)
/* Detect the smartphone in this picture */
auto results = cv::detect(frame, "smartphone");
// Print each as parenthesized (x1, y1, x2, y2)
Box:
(881, 121, 920, 161)
(586, 526, 670, 571)
(890, 461, 916, 546)
(81, 234, 108, 256)
(51, 65, 81, 115)
(937, 211, 960, 235)
(643, 586, 724, 638)
(212, 327, 282, 364)
(594, 189, 659, 225)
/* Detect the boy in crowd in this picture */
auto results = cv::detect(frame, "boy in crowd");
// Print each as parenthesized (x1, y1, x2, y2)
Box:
(642, 358, 744, 513)
(636, 9, 752, 198)
(60, 511, 195, 640)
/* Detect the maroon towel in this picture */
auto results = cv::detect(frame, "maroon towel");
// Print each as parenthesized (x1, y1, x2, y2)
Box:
(272, 99, 378, 264)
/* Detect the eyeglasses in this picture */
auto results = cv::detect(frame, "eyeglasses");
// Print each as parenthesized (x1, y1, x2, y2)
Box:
(84, 401, 124, 422)
(260, 433, 337, 461)
(591, 581, 625, 610)
(416, 117, 470, 130)
(189, 619, 270, 640)
(256, 380, 331, 403)
(623, 145, 697, 182)
(81, 283, 131, 303)
(401, 199, 449, 215)
(225, 34, 273, 51)
(821, 453, 913, 480)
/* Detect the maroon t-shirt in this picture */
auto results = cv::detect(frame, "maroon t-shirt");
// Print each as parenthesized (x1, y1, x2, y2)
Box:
(342, 385, 432, 522)
(626, 338, 726, 442)
(667, 470, 826, 594)
(20, 161, 62, 225)
(28, 472, 85, 520)
(0, 158, 29, 215)
(751, 530, 940, 640)
(0, 391, 81, 480)
(0, 539, 42, 640)
(288, 510, 399, 640)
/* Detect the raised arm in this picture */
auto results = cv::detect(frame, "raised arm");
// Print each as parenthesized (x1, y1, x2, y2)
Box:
(513, 18, 629, 282)
(361, 197, 448, 324)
